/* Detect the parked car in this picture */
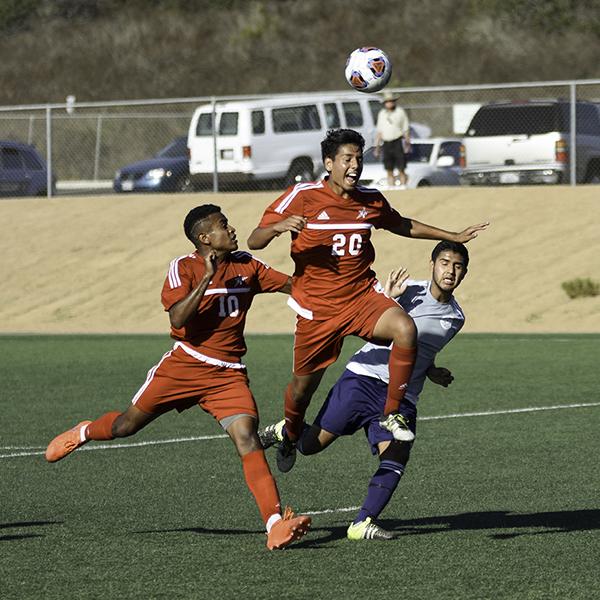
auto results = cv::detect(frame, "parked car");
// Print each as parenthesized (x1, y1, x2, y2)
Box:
(351, 137, 463, 189)
(0, 140, 55, 197)
(187, 93, 431, 190)
(113, 137, 191, 192)
(460, 100, 600, 185)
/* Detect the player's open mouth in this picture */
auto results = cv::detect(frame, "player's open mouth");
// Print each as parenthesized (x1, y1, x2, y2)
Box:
(345, 172, 358, 184)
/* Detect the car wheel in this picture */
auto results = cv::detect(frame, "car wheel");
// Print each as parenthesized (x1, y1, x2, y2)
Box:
(284, 159, 314, 187)
(416, 179, 431, 187)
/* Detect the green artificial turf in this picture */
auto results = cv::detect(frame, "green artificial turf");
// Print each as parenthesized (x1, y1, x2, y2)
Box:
(1, 334, 599, 599)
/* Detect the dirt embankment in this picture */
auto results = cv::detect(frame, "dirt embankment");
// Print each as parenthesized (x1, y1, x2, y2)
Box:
(1, 186, 599, 334)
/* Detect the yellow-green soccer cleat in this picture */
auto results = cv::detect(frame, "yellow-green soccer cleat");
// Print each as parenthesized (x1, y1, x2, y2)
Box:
(379, 412, 415, 442)
(258, 419, 285, 450)
(347, 517, 395, 541)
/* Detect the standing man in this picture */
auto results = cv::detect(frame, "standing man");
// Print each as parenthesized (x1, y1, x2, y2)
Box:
(261, 241, 470, 540)
(374, 91, 411, 188)
(247, 128, 488, 473)
(45, 204, 311, 551)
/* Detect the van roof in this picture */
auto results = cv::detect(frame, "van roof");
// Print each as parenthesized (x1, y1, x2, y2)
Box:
(192, 93, 380, 113)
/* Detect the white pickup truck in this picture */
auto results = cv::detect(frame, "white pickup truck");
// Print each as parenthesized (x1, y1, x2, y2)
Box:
(460, 100, 600, 185)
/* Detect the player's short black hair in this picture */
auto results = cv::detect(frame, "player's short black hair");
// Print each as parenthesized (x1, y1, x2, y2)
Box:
(183, 204, 221, 243)
(431, 240, 469, 268)
(321, 128, 365, 163)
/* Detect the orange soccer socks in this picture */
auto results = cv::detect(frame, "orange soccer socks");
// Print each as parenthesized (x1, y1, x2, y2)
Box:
(383, 344, 416, 415)
(241, 449, 282, 524)
(283, 382, 305, 442)
(85, 411, 122, 441)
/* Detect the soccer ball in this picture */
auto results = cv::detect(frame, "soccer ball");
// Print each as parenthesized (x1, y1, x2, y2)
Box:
(344, 47, 392, 93)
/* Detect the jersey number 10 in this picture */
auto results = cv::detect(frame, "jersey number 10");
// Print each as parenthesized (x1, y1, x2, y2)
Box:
(218, 295, 240, 318)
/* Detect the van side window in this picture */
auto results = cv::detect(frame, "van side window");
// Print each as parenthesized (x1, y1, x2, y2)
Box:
(1, 148, 23, 169)
(273, 105, 321, 133)
(324, 103, 340, 128)
(252, 110, 265, 134)
(342, 102, 363, 127)
(196, 113, 213, 136)
(368, 100, 381, 123)
(219, 112, 238, 135)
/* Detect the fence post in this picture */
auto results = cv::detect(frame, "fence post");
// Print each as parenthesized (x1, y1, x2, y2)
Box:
(46, 105, 53, 198)
(28, 115, 35, 145)
(93, 114, 103, 181)
(211, 97, 218, 193)
(569, 83, 577, 186)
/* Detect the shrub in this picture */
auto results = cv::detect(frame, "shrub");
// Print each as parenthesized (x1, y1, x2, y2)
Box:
(561, 278, 600, 299)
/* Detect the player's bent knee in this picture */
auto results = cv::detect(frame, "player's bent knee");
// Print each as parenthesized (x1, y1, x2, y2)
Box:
(225, 414, 262, 455)
(393, 313, 417, 345)
(380, 440, 412, 465)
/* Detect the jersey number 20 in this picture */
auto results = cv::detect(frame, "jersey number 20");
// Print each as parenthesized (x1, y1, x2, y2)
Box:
(331, 233, 363, 256)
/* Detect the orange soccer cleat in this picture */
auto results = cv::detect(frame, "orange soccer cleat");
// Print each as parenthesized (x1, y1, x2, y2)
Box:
(266, 506, 311, 550)
(45, 420, 92, 463)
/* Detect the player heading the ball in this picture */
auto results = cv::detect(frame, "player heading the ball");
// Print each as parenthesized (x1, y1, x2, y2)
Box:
(247, 128, 488, 473)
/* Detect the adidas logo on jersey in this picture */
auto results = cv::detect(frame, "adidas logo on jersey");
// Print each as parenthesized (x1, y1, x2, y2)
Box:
(317, 210, 330, 220)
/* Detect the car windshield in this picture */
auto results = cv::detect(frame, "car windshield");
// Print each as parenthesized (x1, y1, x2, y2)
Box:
(156, 137, 187, 158)
(466, 105, 567, 136)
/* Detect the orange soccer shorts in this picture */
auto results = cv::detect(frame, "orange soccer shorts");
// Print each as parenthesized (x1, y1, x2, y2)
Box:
(131, 345, 258, 422)
(293, 285, 398, 376)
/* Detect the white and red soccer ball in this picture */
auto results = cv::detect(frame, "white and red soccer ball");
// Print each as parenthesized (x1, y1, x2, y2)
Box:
(344, 47, 392, 93)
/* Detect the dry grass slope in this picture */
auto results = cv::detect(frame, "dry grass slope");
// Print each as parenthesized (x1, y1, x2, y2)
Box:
(1, 186, 599, 334)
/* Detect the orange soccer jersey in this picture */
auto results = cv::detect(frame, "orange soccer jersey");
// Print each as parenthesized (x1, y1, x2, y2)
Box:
(161, 250, 288, 364)
(258, 180, 405, 321)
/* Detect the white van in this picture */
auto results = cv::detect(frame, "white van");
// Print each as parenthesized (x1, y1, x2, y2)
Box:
(187, 93, 430, 190)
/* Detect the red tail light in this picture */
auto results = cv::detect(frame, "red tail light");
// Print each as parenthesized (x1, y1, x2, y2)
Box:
(459, 143, 466, 168)
(243, 145, 252, 159)
(555, 139, 568, 163)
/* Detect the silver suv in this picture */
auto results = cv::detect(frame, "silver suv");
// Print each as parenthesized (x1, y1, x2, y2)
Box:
(460, 101, 600, 185)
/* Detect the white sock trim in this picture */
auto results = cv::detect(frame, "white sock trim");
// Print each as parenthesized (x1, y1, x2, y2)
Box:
(266, 513, 282, 533)
(80, 425, 88, 443)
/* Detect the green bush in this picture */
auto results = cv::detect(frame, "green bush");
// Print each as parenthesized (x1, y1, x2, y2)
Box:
(561, 278, 600, 299)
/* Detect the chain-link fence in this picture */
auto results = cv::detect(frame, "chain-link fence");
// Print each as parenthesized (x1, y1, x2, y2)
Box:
(1, 79, 600, 198)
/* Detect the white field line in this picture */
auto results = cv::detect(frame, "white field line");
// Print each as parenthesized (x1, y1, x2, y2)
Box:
(305, 506, 360, 516)
(2, 401, 599, 460)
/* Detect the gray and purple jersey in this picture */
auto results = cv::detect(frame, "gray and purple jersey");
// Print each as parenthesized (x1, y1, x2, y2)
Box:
(345, 279, 465, 405)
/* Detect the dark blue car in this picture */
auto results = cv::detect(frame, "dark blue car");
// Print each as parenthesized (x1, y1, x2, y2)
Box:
(0, 140, 55, 197)
(113, 137, 191, 193)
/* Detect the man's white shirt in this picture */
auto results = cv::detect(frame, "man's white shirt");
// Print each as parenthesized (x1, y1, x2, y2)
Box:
(345, 280, 465, 405)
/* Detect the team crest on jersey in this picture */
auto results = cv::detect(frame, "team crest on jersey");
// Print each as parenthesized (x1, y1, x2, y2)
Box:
(440, 319, 452, 330)
(357, 208, 369, 219)
(229, 275, 248, 287)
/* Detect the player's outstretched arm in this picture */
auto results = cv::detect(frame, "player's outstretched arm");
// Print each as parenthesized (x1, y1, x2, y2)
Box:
(247, 216, 307, 250)
(389, 218, 489, 243)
